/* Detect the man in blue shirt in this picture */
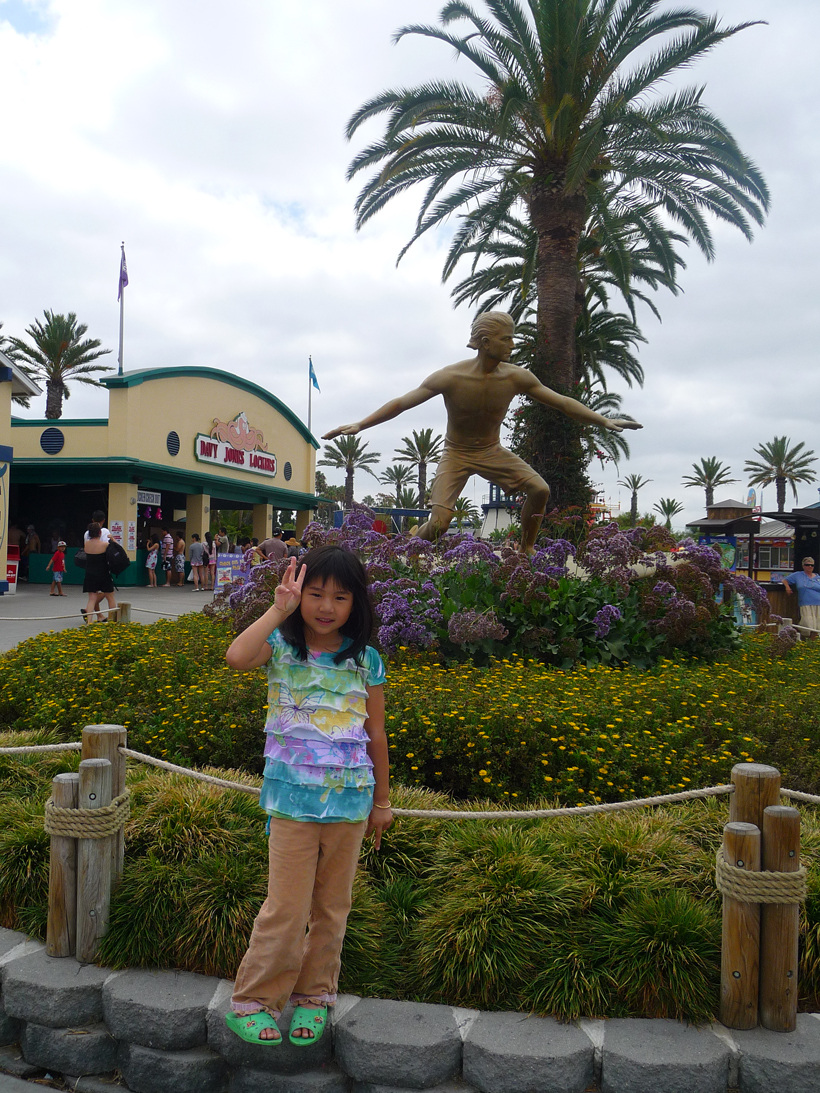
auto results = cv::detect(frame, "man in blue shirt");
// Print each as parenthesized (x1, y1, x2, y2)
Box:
(782, 556, 820, 630)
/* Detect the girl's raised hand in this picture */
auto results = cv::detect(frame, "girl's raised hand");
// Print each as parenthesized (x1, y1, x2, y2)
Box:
(273, 557, 305, 616)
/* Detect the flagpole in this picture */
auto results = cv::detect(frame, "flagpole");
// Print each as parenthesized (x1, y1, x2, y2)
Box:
(117, 241, 126, 376)
(308, 356, 313, 433)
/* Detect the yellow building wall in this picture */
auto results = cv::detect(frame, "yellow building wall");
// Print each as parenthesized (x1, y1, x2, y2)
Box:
(9, 422, 109, 458)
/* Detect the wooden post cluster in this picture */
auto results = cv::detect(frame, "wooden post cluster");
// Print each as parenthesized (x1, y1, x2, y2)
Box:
(720, 763, 802, 1033)
(45, 725, 127, 963)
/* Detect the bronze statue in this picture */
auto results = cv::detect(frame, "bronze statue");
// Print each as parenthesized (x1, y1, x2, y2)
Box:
(323, 312, 641, 554)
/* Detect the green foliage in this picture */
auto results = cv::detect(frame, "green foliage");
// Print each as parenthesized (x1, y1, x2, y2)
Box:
(744, 435, 818, 512)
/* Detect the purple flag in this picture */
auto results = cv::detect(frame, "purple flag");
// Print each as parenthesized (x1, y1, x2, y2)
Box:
(117, 246, 128, 301)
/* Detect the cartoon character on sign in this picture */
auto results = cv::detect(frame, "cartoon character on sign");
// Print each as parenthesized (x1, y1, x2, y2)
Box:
(210, 412, 268, 452)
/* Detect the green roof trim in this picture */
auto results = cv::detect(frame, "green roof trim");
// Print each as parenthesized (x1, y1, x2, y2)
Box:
(10, 456, 318, 509)
(11, 418, 109, 427)
(102, 367, 319, 449)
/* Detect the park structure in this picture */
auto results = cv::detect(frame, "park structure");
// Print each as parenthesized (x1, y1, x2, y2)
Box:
(0, 359, 319, 590)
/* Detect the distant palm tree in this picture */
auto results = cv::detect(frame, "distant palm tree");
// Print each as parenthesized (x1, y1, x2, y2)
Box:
(452, 496, 480, 530)
(682, 457, 737, 509)
(395, 428, 444, 505)
(318, 436, 381, 511)
(397, 487, 420, 510)
(744, 436, 817, 513)
(379, 464, 416, 507)
(617, 474, 652, 528)
(7, 310, 112, 419)
(653, 497, 685, 530)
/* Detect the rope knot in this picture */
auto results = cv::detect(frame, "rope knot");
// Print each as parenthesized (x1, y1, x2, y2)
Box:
(715, 848, 807, 904)
(44, 790, 130, 839)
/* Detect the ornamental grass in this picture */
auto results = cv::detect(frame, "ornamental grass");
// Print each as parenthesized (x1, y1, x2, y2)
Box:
(1, 735, 819, 1022)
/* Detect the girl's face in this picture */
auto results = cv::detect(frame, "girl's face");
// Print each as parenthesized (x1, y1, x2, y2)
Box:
(300, 577, 354, 640)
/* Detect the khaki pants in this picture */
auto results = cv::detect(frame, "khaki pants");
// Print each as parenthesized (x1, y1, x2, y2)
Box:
(429, 441, 548, 512)
(800, 604, 820, 631)
(231, 817, 366, 1018)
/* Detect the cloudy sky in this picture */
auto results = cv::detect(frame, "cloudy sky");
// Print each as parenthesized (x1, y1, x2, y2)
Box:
(2, 0, 818, 527)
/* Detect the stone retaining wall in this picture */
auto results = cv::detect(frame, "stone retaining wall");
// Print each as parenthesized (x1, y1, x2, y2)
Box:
(2, 928, 820, 1093)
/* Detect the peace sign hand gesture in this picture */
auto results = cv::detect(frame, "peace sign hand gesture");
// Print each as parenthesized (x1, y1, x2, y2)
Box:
(273, 557, 306, 617)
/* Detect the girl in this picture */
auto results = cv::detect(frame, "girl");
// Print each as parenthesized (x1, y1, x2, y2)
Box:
(145, 538, 159, 588)
(224, 545, 392, 1047)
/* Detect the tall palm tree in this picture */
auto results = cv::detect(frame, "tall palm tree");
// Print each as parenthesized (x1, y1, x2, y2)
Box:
(394, 428, 444, 505)
(618, 473, 652, 527)
(7, 310, 112, 419)
(682, 457, 737, 510)
(653, 497, 685, 530)
(347, 0, 768, 503)
(318, 436, 381, 511)
(744, 437, 817, 513)
(379, 464, 416, 507)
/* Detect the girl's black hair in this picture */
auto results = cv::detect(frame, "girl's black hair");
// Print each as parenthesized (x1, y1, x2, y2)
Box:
(279, 545, 374, 665)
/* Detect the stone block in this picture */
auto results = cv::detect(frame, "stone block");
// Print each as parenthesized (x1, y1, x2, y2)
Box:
(734, 1014, 820, 1093)
(2, 950, 110, 1027)
(352, 1083, 478, 1093)
(103, 968, 220, 1050)
(335, 999, 462, 1089)
(0, 930, 29, 965)
(207, 981, 331, 1074)
(0, 992, 21, 1047)
(230, 1063, 350, 1092)
(21, 1021, 118, 1076)
(63, 1077, 130, 1093)
(118, 1041, 228, 1093)
(601, 1019, 730, 1093)
(0, 1041, 45, 1079)
(464, 1012, 593, 1093)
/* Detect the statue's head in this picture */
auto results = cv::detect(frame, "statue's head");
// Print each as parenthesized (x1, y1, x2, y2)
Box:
(467, 311, 515, 350)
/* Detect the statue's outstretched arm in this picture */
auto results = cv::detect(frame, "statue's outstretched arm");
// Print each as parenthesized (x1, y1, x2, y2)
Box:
(322, 379, 440, 440)
(521, 373, 642, 433)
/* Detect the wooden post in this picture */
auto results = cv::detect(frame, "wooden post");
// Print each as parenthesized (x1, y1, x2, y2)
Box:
(46, 772, 79, 958)
(117, 601, 131, 624)
(720, 821, 761, 1029)
(76, 758, 113, 963)
(759, 805, 801, 1032)
(730, 763, 781, 830)
(82, 725, 127, 888)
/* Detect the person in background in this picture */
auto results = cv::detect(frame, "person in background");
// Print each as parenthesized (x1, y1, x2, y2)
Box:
(250, 538, 266, 566)
(285, 536, 303, 559)
(82, 523, 116, 624)
(782, 556, 820, 630)
(20, 525, 40, 582)
(46, 540, 67, 596)
(84, 510, 111, 543)
(260, 528, 287, 561)
(216, 526, 230, 555)
(174, 530, 186, 586)
(189, 533, 206, 590)
(161, 527, 174, 588)
(145, 537, 159, 587)
(205, 532, 216, 590)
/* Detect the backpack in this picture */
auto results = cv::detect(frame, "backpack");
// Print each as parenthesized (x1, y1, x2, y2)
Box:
(106, 540, 131, 576)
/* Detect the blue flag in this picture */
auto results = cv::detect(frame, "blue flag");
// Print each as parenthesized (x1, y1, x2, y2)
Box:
(117, 245, 129, 302)
(309, 357, 320, 393)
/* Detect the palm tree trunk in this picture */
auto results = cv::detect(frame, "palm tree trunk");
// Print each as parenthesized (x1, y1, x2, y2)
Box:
(418, 462, 426, 508)
(630, 492, 638, 527)
(345, 467, 354, 511)
(45, 380, 64, 419)
(395, 484, 402, 508)
(776, 476, 786, 512)
(706, 485, 714, 508)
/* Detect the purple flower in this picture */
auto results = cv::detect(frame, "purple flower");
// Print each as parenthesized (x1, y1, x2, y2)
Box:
(593, 605, 622, 638)
(447, 609, 508, 645)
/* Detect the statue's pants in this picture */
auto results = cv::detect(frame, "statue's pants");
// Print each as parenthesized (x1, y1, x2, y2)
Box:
(429, 441, 548, 511)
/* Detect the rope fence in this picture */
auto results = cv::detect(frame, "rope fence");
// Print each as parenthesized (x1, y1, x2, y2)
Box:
(6, 739, 820, 817)
(0, 607, 122, 622)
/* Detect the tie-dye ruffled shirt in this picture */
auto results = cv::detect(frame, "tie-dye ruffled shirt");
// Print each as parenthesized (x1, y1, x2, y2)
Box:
(259, 629, 386, 823)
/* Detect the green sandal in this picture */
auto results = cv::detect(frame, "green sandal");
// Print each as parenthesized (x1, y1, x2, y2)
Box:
(288, 1004, 327, 1046)
(225, 1010, 282, 1045)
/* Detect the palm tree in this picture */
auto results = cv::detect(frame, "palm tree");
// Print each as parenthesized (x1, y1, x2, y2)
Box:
(394, 429, 444, 505)
(744, 437, 817, 513)
(379, 464, 416, 507)
(617, 474, 652, 528)
(682, 457, 737, 510)
(318, 436, 381, 511)
(452, 495, 480, 529)
(578, 385, 635, 466)
(653, 497, 685, 530)
(347, 0, 768, 503)
(6, 310, 112, 419)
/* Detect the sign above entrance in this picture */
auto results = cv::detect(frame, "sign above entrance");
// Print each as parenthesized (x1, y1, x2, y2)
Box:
(137, 490, 161, 506)
(194, 412, 277, 478)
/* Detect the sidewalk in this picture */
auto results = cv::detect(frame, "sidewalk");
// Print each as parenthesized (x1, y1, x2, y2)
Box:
(0, 581, 217, 654)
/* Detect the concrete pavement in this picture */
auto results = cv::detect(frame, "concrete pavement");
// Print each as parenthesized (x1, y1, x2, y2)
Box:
(0, 581, 218, 654)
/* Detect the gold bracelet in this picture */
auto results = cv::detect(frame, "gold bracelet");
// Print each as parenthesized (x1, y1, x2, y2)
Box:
(373, 801, 392, 810)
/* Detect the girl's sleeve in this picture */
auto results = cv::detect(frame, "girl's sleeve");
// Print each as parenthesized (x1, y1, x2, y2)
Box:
(365, 646, 387, 686)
